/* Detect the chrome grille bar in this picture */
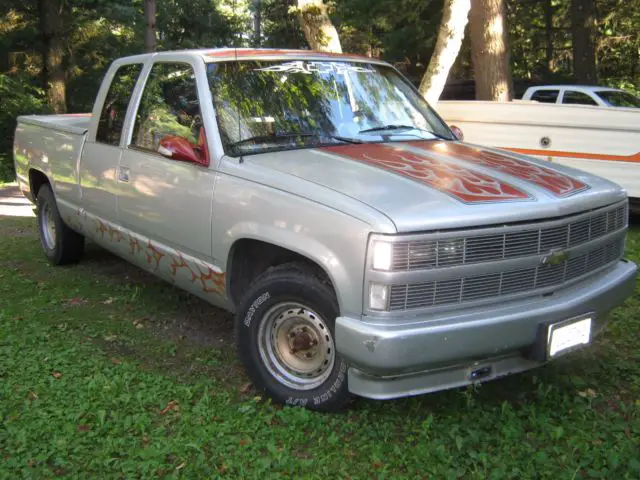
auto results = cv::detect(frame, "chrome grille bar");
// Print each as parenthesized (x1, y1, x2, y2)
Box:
(388, 237, 625, 311)
(390, 203, 628, 272)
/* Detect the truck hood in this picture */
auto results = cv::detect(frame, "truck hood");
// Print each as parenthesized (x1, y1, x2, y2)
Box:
(241, 140, 626, 232)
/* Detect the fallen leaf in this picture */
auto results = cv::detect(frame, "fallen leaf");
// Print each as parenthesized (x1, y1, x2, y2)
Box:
(102, 297, 114, 305)
(578, 388, 597, 398)
(176, 463, 185, 470)
(160, 400, 180, 415)
(372, 461, 384, 470)
(240, 382, 252, 394)
(27, 391, 38, 400)
(110, 357, 121, 365)
(104, 334, 117, 342)
(51, 372, 63, 379)
(77, 424, 91, 432)
(239, 439, 248, 446)
(67, 297, 86, 306)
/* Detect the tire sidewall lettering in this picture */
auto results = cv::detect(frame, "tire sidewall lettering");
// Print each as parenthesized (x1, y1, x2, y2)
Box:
(243, 291, 270, 327)
(313, 361, 347, 406)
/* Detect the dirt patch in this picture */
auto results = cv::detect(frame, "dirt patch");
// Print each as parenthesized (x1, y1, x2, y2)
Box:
(82, 242, 236, 348)
(151, 297, 235, 348)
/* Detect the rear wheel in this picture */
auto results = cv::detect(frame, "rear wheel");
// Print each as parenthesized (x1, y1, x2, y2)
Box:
(235, 263, 351, 411)
(36, 185, 84, 265)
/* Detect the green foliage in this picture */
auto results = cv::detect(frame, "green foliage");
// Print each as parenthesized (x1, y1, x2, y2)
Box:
(1, 214, 639, 477)
(0, 0, 637, 173)
(0, 74, 48, 182)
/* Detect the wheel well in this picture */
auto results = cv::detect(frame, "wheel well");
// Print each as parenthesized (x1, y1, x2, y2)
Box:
(29, 169, 50, 199)
(227, 239, 335, 310)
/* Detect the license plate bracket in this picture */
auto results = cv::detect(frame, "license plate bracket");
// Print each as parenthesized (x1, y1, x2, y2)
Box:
(526, 314, 593, 362)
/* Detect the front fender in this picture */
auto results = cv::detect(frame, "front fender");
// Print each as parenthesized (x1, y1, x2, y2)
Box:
(212, 175, 372, 317)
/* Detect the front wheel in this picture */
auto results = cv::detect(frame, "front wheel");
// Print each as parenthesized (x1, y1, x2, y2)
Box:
(235, 263, 351, 412)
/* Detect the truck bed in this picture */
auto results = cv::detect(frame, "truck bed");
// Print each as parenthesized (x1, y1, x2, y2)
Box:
(18, 113, 91, 136)
(13, 114, 92, 202)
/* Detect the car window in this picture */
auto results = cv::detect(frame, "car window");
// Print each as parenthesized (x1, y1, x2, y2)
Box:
(530, 89, 559, 103)
(96, 63, 143, 146)
(562, 90, 598, 106)
(131, 62, 204, 154)
(208, 60, 452, 156)
(595, 90, 640, 108)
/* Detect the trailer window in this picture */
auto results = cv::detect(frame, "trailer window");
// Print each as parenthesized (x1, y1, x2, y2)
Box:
(562, 91, 598, 106)
(530, 89, 560, 104)
(96, 63, 143, 146)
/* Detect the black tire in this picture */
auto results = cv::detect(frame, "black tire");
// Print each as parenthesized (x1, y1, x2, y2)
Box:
(235, 263, 351, 412)
(36, 184, 85, 265)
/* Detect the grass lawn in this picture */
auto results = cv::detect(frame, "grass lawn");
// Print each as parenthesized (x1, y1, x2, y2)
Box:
(1, 215, 639, 479)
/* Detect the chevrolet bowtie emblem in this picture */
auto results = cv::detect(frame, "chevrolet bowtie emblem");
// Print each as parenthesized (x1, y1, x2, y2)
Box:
(541, 248, 569, 266)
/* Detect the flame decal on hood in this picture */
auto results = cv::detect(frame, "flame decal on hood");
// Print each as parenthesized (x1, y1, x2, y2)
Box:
(408, 141, 589, 197)
(322, 143, 532, 204)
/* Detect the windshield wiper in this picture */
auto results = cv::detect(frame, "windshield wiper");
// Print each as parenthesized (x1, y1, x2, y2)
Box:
(229, 132, 362, 148)
(359, 124, 449, 140)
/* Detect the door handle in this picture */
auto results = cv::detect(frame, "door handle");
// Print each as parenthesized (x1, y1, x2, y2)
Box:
(119, 166, 130, 182)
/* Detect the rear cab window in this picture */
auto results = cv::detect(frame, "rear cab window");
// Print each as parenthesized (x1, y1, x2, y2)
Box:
(96, 63, 143, 145)
(530, 89, 560, 103)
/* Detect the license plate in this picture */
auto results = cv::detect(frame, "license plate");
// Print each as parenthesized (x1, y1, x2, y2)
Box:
(547, 316, 592, 358)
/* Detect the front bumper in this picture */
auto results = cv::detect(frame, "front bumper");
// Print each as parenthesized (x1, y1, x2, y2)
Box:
(336, 259, 636, 399)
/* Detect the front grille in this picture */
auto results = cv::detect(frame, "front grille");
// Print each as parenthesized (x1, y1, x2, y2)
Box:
(391, 203, 627, 271)
(388, 237, 625, 311)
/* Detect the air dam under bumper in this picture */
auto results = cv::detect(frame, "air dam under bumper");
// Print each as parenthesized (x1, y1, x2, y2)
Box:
(336, 259, 636, 400)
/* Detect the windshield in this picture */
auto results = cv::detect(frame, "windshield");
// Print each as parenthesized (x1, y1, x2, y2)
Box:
(596, 90, 640, 108)
(207, 60, 453, 156)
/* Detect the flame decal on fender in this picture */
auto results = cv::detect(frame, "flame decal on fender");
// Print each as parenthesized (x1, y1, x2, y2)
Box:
(322, 143, 533, 204)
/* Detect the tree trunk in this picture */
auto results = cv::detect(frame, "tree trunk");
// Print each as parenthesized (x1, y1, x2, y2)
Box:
(571, 0, 597, 84)
(297, 0, 342, 53)
(418, 0, 471, 105)
(253, 0, 262, 46)
(544, 0, 554, 75)
(144, 0, 157, 52)
(39, 0, 66, 114)
(469, 0, 513, 101)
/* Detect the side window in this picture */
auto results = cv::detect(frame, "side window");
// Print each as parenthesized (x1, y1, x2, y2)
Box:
(530, 89, 560, 103)
(131, 62, 204, 154)
(96, 63, 143, 146)
(562, 90, 598, 106)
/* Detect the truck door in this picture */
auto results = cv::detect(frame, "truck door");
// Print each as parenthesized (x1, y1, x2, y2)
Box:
(117, 60, 216, 269)
(80, 63, 144, 222)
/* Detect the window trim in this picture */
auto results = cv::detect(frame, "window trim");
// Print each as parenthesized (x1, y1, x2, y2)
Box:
(90, 61, 145, 146)
(122, 58, 220, 168)
(128, 61, 203, 156)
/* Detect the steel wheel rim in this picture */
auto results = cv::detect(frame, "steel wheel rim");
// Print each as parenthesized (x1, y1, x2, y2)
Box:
(258, 302, 335, 391)
(40, 202, 56, 250)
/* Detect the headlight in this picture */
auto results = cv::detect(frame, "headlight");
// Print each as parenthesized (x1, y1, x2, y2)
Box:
(369, 283, 390, 311)
(371, 241, 393, 271)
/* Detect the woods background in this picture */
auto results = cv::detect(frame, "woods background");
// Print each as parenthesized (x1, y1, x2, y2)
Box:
(1, 0, 638, 180)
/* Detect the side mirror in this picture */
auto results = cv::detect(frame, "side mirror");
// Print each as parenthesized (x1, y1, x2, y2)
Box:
(158, 135, 209, 166)
(449, 125, 464, 141)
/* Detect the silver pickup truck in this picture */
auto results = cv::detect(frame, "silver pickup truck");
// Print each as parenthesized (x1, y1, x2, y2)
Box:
(13, 48, 637, 411)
